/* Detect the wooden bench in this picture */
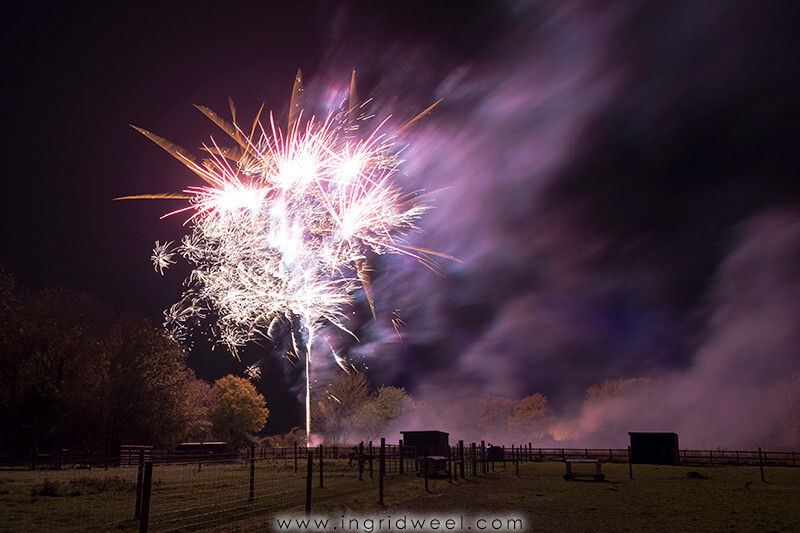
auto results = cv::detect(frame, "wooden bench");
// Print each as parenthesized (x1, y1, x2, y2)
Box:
(564, 459, 605, 481)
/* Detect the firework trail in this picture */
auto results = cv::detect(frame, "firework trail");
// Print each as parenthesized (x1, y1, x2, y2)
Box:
(120, 71, 448, 444)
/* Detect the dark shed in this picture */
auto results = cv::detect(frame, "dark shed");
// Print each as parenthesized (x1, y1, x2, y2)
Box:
(628, 432, 680, 465)
(400, 431, 450, 457)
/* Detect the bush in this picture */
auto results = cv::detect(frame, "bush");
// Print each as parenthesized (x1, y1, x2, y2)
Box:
(30, 476, 136, 497)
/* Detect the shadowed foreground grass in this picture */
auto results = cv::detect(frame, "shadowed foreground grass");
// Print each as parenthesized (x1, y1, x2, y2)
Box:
(382, 462, 800, 532)
(1, 460, 798, 531)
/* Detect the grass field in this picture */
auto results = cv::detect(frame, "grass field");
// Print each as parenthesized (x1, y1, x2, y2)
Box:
(1, 459, 798, 532)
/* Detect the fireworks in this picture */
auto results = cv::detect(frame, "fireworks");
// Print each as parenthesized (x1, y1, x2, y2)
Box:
(122, 71, 448, 444)
(151, 240, 176, 274)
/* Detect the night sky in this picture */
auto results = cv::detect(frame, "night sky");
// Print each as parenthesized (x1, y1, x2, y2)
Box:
(3, 1, 800, 447)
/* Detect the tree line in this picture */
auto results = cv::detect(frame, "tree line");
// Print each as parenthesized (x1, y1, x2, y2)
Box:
(310, 372, 554, 445)
(0, 264, 268, 452)
(0, 262, 575, 452)
(0, 261, 557, 453)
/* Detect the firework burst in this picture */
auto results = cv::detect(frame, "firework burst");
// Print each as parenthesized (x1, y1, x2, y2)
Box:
(120, 71, 450, 444)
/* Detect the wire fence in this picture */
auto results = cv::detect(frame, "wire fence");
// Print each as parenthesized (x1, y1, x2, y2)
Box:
(144, 457, 305, 532)
(1, 441, 797, 531)
(3, 443, 797, 471)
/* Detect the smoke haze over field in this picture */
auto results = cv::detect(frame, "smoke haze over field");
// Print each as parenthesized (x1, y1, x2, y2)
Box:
(313, 1, 800, 449)
(547, 211, 800, 449)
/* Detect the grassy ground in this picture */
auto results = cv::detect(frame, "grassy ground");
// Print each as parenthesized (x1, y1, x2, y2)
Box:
(383, 462, 800, 532)
(1, 460, 799, 532)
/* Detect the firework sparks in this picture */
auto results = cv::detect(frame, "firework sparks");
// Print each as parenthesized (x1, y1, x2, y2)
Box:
(245, 363, 262, 382)
(151, 240, 176, 274)
(122, 71, 448, 444)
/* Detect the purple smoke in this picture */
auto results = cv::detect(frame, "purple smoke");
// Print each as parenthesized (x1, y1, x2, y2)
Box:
(306, 1, 800, 448)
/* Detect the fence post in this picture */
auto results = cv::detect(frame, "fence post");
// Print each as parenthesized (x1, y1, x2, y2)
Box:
(319, 444, 324, 488)
(135, 450, 145, 518)
(139, 462, 153, 533)
(470, 443, 476, 476)
(758, 447, 765, 482)
(249, 446, 255, 501)
(481, 441, 486, 474)
(459, 441, 465, 479)
(294, 442, 298, 473)
(399, 440, 404, 475)
(628, 446, 633, 480)
(447, 445, 453, 483)
(369, 441, 374, 479)
(305, 451, 314, 517)
(358, 442, 364, 481)
(379, 438, 385, 506)
(709, 450, 713, 465)
(423, 447, 429, 492)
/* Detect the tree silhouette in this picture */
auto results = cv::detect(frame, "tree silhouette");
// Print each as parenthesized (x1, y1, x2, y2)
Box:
(0, 279, 211, 451)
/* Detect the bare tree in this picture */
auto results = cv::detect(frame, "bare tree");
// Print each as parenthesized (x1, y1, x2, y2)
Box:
(508, 393, 552, 439)
(312, 373, 370, 445)
(584, 377, 658, 403)
(356, 386, 411, 439)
